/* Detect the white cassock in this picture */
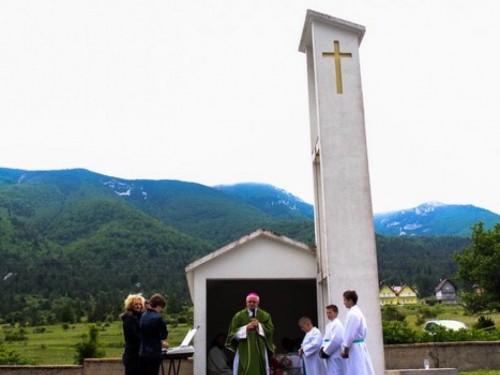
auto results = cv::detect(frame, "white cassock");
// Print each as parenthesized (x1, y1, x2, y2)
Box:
(301, 327, 327, 375)
(322, 318, 347, 375)
(342, 305, 375, 375)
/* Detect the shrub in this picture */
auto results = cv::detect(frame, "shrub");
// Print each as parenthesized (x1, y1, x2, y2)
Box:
(384, 322, 500, 344)
(74, 325, 106, 365)
(419, 326, 476, 343)
(4, 328, 27, 342)
(473, 316, 495, 330)
(415, 306, 441, 327)
(382, 306, 406, 322)
(419, 307, 439, 319)
(32, 327, 46, 334)
(0, 344, 30, 365)
(460, 293, 489, 315)
(382, 321, 421, 344)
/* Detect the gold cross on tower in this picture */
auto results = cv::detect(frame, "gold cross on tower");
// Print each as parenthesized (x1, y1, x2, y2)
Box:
(322, 40, 352, 94)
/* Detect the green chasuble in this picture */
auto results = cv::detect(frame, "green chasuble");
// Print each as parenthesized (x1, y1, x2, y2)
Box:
(226, 308, 274, 375)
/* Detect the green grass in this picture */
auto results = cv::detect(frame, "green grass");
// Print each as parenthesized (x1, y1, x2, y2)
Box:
(1, 322, 190, 365)
(461, 371, 500, 375)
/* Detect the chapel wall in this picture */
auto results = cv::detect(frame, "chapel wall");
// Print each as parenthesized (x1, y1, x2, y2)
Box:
(384, 341, 500, 371)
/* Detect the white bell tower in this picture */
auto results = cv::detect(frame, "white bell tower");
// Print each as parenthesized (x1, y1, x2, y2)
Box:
(299, 10, 385, 374)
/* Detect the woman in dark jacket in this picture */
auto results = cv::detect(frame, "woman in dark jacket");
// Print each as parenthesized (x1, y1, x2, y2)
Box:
(121, 294, 146, 375)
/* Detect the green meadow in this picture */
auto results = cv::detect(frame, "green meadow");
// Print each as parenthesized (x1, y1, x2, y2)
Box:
(1, 322, 190, 365)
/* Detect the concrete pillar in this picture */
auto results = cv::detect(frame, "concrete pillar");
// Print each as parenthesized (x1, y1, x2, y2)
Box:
(299, 9, 384, 375)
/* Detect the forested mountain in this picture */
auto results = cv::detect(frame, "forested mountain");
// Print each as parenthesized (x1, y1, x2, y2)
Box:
(0, 167, 488, 324)
(0, 168, 213, 323)
(214, 182, 314, 220)
(374, 201, 500, 236)
(0, 168, 313, 247)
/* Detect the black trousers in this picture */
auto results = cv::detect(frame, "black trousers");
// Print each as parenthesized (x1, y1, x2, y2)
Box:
(140, 356, 163, 375)
(123, 354, 141, 375)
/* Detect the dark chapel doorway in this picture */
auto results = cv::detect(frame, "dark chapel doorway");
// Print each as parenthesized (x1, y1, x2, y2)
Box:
(206, 278, 318, 358)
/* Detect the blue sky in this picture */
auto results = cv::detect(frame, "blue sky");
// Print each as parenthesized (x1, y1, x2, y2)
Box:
(1, 0, 499, 214)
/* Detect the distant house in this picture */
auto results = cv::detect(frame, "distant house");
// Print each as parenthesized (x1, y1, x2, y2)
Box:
(379, 284, 418, 305)
(435, 279, 457, 304)
(396, 284, 419, 305)
(379, 284, 398, 305)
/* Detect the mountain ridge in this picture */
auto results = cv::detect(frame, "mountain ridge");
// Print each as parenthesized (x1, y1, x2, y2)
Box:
(2, 167, 499, 239)
(373, 201, 500, 236)
(0, 167, 313, 248)
(214, 182, 314, 221)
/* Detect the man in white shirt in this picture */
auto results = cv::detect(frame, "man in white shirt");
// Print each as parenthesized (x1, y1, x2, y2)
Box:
(320, 305, 347, 375)
(298, 316, 327, 375)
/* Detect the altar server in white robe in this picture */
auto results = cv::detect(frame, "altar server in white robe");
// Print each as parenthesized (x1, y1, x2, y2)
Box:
(340, 290, 375, 375)
(320, 305, 347, 375)
(298, 316, 327, 375)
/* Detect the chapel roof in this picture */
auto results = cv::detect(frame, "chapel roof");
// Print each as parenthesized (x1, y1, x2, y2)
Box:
(185, 228, 315, 273)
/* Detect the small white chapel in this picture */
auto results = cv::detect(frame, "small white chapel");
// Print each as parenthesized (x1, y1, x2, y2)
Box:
(185, 228, 318, 375)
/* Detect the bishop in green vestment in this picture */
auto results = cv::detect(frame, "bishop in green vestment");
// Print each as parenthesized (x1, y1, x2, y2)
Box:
(226, 293, 274, 375)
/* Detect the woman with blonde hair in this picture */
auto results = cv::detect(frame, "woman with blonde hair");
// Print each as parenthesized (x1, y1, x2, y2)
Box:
(121, 294, 146, 375)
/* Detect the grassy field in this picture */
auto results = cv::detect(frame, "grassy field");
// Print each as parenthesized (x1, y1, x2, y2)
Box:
(1, 322, 190, 365)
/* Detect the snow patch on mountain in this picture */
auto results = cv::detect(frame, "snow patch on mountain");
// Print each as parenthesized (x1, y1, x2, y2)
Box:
(103, 180, 148, 200)
(115, 189, 132, 196)
(403, 223, 422, 230)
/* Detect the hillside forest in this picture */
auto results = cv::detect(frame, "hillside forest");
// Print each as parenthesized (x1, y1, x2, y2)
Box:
(0, 168, 477, 325)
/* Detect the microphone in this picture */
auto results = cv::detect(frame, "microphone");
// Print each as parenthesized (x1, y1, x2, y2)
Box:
(251, 309, 256, 318)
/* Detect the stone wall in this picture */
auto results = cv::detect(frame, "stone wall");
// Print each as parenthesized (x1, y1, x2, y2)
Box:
(0, 358, 193, 375)
(1, 343, 500, 375)
(0, 366, 81, 375)
(385, 341, 500, 371)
